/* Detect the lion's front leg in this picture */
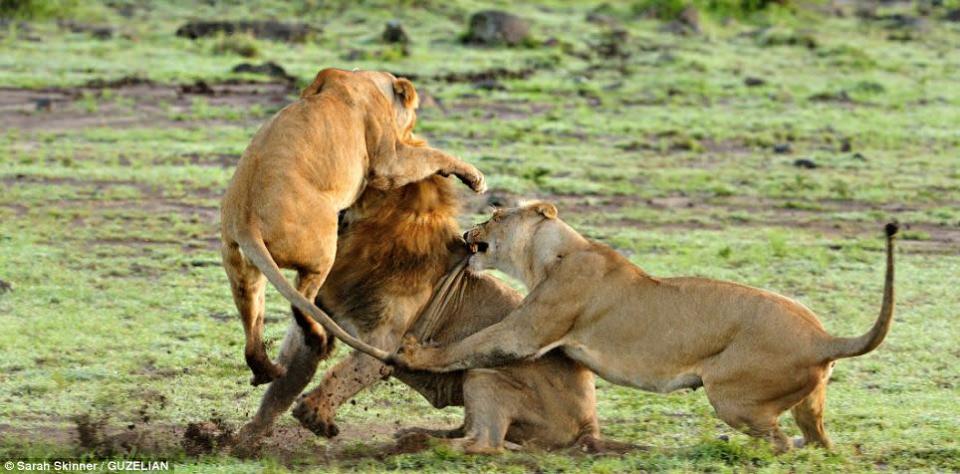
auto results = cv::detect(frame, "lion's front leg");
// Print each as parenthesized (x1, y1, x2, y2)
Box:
(292, 351, 393, 438)
(292, 318, 410, 438)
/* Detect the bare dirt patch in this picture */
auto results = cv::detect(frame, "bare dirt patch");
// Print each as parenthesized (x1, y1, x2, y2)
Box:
(0, 82, 293, 133)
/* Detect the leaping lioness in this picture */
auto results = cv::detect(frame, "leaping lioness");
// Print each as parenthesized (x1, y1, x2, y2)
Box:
(221, 68, 485, 386)
(394, 202, 896, 452)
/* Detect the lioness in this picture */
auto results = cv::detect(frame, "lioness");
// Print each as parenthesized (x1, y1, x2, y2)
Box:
(394, 202, 897, 452)
(235, 178, 599, 454)
(220, 68, 485, 385)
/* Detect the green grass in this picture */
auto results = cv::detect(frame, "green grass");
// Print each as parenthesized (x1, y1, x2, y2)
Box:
(1, 0, 958, 472)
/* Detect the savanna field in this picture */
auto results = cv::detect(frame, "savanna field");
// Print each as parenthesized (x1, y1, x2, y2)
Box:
(0, 0, 958, 472)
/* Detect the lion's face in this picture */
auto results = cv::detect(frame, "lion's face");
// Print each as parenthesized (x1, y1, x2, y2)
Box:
(353, 70, 420, 141)
(463, 202, 558, 278)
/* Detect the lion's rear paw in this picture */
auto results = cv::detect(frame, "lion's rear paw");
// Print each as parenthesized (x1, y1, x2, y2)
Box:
(246, 356, 287, 386)
(292, 395, 340, 438)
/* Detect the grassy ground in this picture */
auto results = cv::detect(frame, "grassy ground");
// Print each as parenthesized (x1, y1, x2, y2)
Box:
(1, 0, 958, 472)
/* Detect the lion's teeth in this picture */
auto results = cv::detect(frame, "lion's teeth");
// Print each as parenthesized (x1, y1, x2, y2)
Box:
(469, 243, 478, 253)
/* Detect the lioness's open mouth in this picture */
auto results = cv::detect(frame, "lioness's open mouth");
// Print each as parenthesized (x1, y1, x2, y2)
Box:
(468, 241, 489, 254)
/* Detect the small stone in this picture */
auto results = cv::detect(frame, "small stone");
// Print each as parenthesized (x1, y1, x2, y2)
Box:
(585, 12, 619, 27)
(231, 61, 294, 82)
(793, 158, 818, 169)
(678, 6, 701, 32)
(473, 79, 505, 91)
(34, 98, 52, 111)
(840, 137, 852, 152)
(773, 143, 792, 154)
(382, 20, 409, 44)
(464, 10, 530, 46)
(744, 76, 766, 87)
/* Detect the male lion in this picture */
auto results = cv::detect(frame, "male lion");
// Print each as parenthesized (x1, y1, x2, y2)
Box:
(235, 178, 599, 454)
(220, 68, 485, 385)
(395, 202, 897, 452)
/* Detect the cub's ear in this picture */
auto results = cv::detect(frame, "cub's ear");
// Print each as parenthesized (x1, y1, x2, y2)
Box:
(393, 77, 419, 109)
(301, 68, 344, 98)
(532, 202, 558, 220)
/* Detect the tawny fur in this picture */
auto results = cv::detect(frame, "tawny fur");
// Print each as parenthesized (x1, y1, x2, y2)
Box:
(219, 68, 485, 386)
(235, 178, 598, 454)
(397, 202, 897, 453)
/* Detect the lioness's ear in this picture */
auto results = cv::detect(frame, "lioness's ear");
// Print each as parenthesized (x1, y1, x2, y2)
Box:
(533, 202, 558, 220)
(393, 78, 419, 109)
(301, 68, 343, 98)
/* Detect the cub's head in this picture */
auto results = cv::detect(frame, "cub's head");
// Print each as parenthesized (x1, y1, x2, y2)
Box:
(463, 201, 558, 278)
(301, 68, 422, 144)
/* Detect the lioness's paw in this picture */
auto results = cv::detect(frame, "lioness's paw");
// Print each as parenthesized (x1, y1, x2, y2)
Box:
(457, 166, 486, 194)
(247, 360, 287, 387)
(392, 335, 443, 371)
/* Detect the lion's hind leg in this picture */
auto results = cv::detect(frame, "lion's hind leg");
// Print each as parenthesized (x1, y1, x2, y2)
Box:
(790, 380, 833, 449)
(222, 242, 286, 386)
(455, 370, 519, 455)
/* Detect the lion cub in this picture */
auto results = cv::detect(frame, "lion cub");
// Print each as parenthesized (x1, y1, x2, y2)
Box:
(395, 202, 897, 452)
(221, 69, 485, 385)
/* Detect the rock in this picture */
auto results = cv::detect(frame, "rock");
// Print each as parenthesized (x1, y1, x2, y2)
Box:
(463, 10, 530, 46)
(793, 158, 818, 169)
(175, 21, 318, 43)
(840, 137, 852, 152)
(596, 28, 630, 60)
(586, 12, 620, 27)
(809, 90, 852, 103)
(231, 61, 294, 82)
(33, 98, 52, 112)
(586, 3, 620, 26)
(852, 152, 868, 161)
(0, 279, 11, 294)
(946, 9, 960, 22)
(59, 21, 114, 39)
(180, 80, 214, 95)
(663, 6, 701, 35)
(678, 6, 701, 31)
(473, 79, 505, 91)
(382, 20, 409, 44)
(744, 76, 766, 87)
(773, 143, 792, 154)
(342, 49, 368, 61)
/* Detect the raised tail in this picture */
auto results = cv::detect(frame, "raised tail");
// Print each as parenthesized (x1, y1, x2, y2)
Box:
(235, 232, 392, 361)
(821, 222, 898, 361)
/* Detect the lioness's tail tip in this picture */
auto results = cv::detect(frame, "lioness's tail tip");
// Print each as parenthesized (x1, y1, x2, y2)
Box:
(884, 222, 899, 238)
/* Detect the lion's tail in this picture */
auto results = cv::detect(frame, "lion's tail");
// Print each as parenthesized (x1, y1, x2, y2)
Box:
(235, 230, 392, 361)
(819, 223, 897, 361)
